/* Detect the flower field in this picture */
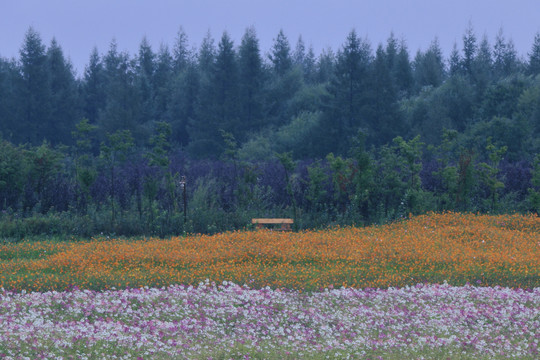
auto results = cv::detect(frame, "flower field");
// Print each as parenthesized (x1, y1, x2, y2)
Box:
(0, 212, 539, 358)
(1, 212, 538, 292)
(0, 282, 538, 359)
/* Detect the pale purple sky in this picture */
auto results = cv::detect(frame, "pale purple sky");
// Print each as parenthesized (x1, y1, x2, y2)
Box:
(2, 0, 540, 76)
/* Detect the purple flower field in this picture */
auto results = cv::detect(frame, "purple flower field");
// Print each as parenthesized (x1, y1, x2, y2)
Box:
(0, 282, 538, 359)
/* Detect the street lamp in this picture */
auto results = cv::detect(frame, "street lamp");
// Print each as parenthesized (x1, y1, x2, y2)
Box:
(179, 176, 187, 223)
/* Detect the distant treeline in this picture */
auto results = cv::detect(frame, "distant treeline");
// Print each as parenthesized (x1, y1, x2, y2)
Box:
(0, 25, 539, 237)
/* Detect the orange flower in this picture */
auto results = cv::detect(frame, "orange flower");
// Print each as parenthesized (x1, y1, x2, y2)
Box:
(0, 212, 538, 292)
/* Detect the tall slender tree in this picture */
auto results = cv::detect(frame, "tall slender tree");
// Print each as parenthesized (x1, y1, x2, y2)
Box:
(448, 42, 462, 76)
(472, 34, 493, 97)
(394, 39, 413, 96)
(83, 47, 106, 125)
(461, 23, 477, 77)
(493, 28, 518, 78)
(528, 32, 540, 76)
(19, 27, 51, 144)
(135, 37, 156, 129)
(198, 30, 216, 75)
(169, 58, 198, 147)
(414, 38, 445, 89)
(269, 29, 293, 76)
(303, 45, 317, 83)
(153, 44, 173, 123)
(325, 29, 372, 152)
(99, 40, 139, 140)
(238, 26, 263, 133)
(0, 58, 22, 142)
(47, 38, 80, 144)
(213, 32, 239, 136)
(293, 35, 306, 68)
(316, 47, 335, 83)
(371, 44, 401, 145)
(173, 27, 190, 73)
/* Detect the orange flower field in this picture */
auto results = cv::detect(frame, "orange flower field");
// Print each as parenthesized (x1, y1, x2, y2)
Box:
(1, 212, 539, 292)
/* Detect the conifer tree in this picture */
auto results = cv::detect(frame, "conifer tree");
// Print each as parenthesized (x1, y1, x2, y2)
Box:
(371, 44, 400, 145)
(528, 32, 540, 76)
(414, 38, 445, 89)
(493, 28, 518, 78)
(394, 39, 413, 96)
(473, 35, 493, 96)
(269, 29, 293, 76)
(0, 57, 22, 142)
(19, 27, 51, 144)
(448, 42, 462, 76)
(99, 40, 139, 140)
(316, 47, 335, 83)
(303, 45, 317, 83)
(153, 44, 173, 123)
(461, 23, 477, 77)
(325, 29, 372, 152)
(47, 38, 80, 145)
(238, 26, 263, 133)
(135, 37, 156, 128)
(83, 47, 106, 125)
(173, 27, 191, 73)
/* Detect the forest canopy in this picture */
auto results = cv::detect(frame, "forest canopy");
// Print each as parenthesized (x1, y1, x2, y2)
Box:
(0, 25, 539, 237)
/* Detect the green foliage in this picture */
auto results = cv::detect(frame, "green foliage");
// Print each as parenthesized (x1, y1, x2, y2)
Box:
(528, 154, 540, 213)
(100, 130, 134, 225)
(0, 140, 26, 207)
(72, 119, 98, 209)
(2, 26, 540, 237)
(147, 121, 171, 169)
(326, 153, 355, 214)
(276, 152, 298, 227)
(238, 112, 323, 161)
(478, 137, 507, 211)
(305, 160, 328, 213)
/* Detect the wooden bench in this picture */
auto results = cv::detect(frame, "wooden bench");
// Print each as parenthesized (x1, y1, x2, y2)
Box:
(252, 218, 293, 231)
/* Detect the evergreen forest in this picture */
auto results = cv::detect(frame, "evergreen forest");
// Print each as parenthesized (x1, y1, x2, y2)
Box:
(1, 25, 540, 238)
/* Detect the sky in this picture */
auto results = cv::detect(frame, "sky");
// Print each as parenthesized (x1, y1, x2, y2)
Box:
(2, 0, 540, 76)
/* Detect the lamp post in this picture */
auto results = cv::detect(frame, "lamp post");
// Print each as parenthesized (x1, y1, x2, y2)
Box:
(179, 176, 187, 223)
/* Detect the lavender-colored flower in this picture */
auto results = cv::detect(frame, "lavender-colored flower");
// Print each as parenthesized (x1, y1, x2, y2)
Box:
(0, 282, 537, 358)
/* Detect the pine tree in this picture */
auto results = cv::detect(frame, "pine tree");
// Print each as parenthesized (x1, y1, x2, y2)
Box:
(316, 47, 335, 83)
(169, 59, 198, 147)
(472, 34, 493, 96)
(293, 35, 306, 68)
(461, 23, 477, 77)
(0, 57, 22, 142)
(99, 40, 139, 140)
(493, 28, 518, 78)
(189, 31, 238, 157)
(414, 38, 445, 89)
(198, 30, 216, 75)
(153, 44, 173, 123)
(19, 27, 52, 144)
(449, 42, 462, 76)
(528, 32, 540, 76)
(213, 32, 239, 136)
(135, 37, 156, 128)
(325, 29, 372, 151)
(385, 32, 398, 73)
(46, 38, 80, 145)
(371, 44, 401, 145)
(303, 45, 317, 83)
(238, 26, 263, 133)
(83, 47, 106, 125)
(269, 29, 292, 76)
(173, 27, 190, 73)
(394, 39, 413, 96)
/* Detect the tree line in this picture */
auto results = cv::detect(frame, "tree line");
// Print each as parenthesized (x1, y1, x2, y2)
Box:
(0, 25, 539, 237)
